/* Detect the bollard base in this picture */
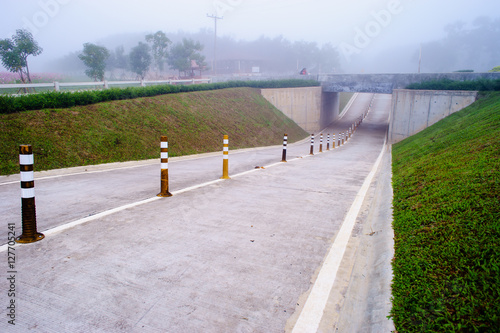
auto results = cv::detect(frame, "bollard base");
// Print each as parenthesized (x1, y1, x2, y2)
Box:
(16, 232, 45, 244)
(281, 160, 287, 163)
(157, 192, 173, 197)
(220, 176, 231, 180)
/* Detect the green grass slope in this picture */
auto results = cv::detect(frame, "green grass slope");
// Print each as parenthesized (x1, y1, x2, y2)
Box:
(391, 92, 500, 331)
(0, 87, 308, 175)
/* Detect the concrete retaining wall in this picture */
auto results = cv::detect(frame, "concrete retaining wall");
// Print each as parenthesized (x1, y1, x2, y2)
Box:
(389, 89, 478, 143)
(260, 87, 339, 133)
(260, 87, 321, 133)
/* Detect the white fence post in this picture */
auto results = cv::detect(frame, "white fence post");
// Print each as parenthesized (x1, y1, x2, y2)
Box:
(0, 79, 212, 93)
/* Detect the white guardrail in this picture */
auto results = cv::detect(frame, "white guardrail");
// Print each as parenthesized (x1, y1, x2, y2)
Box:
(0, 78, 212, 92)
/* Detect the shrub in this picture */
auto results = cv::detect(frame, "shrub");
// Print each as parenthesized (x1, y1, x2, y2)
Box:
(406, 78, 500, 91)
(0, 79, 319, 114)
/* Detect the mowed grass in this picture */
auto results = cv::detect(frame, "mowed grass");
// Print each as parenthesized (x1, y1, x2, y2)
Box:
(391, 92, 500, 331)
(0, 87, 308, 175)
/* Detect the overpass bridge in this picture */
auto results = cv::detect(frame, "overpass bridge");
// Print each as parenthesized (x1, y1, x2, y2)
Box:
(258, 72, 499, 141)
(318, 72, 500, 93)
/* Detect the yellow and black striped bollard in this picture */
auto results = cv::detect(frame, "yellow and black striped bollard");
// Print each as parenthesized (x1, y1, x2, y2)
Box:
(221, 135, 230, 179)
(157, 136, 172, 197)
(17, 144, 44, 243)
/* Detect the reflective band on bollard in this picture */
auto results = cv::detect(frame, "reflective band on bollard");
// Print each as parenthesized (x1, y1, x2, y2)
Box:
(221, 135, 230, 179)
(157, 136, 172, 197)
(281, 133, 288, 162)
(310, 134, 314, 155)
(17, 144, 44, 243)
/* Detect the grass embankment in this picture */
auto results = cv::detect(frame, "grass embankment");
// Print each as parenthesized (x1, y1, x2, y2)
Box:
(391, 92, 500, 331)
(0, 87, 308, 175)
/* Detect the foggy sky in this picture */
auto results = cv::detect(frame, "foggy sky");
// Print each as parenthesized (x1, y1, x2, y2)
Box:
(1, 0, 499, 73)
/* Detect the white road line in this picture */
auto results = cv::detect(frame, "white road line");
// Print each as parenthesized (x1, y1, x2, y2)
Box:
(339, 92, 359, 120)
(0, 151, 311, 252)
(0, 162, 157, 185)
(291, 137, 387, 333)
(1, 101, 368, 252)
(0, 144, 288, 186)
(0, 94, 365, 187)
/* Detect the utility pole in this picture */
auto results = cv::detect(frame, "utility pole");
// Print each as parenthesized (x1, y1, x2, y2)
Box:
(207, 14, 223, 76)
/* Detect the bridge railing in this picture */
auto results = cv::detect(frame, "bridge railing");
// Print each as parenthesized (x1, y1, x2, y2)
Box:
(0, 78, 212, 94)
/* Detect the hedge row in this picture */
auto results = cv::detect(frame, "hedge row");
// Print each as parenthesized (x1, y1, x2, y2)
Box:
(0, 79, 320, 114)
(406, 78, 500, 91)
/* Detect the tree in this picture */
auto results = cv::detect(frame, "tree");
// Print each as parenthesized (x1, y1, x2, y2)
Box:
(0, 29, 43, 84)
(106, 45, 129, 79)
(489, 66, 500, 72)
(292, 41, 320, 74)
(416, 17, 500, 72)
(145, 31, 171, 73)
(318, 43, 340, 73)
(78, 43, 110, 81)
(167, 38, 208, 77)
(129, 42, 151, 79)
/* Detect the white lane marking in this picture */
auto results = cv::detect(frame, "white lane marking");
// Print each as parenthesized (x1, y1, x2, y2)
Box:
(291, 137, 387, 333)
(1, 106, 370, 252)
(338, 92, 359, 120)
(0, 152, 309, 252)
(1, 94, 371, 187)
(0, 145, 287, 186)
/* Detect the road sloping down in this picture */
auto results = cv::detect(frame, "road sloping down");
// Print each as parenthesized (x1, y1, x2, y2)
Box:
(0, 93, 394, 332)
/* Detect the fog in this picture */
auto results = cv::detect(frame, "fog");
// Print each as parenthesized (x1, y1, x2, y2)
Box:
(1, 0, 499, 76)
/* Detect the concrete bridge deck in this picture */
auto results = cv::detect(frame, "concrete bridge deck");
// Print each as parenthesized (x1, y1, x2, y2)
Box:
(319, 72, 500, 93)
(0, 93, 394, 332)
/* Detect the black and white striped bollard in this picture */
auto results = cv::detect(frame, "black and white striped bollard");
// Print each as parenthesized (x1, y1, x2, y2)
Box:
(326, 134, 330, 151)
(309, 134, 314, 155)
(17, 144, 44, 243)
(281, 133, 288, 162)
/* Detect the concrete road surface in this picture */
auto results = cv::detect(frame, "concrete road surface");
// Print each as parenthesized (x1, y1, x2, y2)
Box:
(0, 93, 395, 332)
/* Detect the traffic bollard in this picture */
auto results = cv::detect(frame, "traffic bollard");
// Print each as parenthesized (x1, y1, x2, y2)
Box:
(221, 135, 230, 179)
(309, 134, 314, 155)
(16, 144, 44, 243)
(157, 136, 172, 197)
(281, 133, 288, 162)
